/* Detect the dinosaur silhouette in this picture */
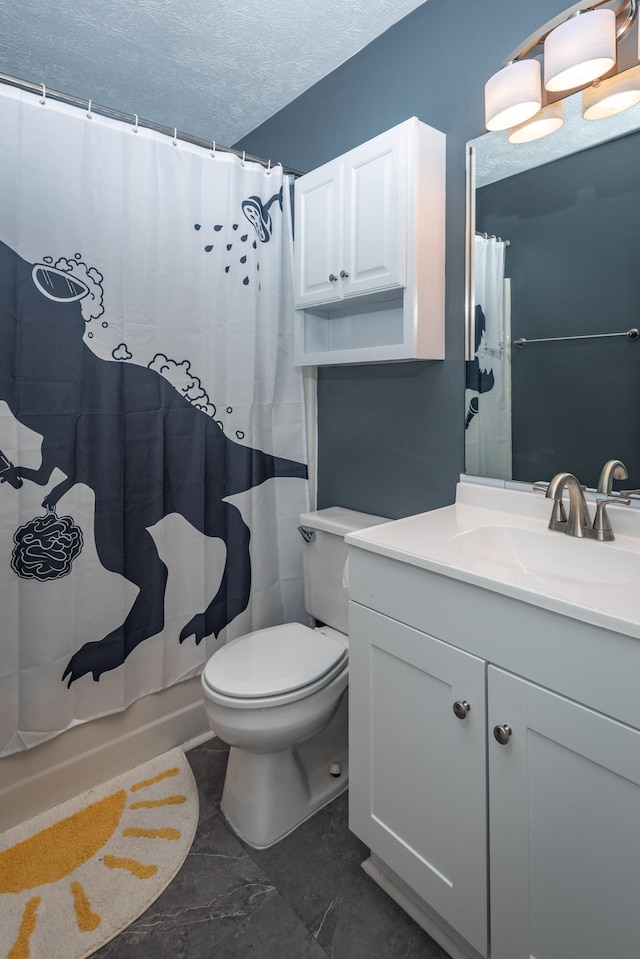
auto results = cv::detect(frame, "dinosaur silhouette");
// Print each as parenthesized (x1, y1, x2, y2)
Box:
(465, 304, 496, 430)
(0, 240, 307, 685)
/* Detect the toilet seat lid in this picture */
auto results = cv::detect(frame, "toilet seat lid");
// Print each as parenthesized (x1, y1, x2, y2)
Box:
(203, 622, 347, 698)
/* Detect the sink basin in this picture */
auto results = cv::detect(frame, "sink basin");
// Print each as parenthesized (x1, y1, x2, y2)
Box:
(346, 480, 640, 637)
(450, 525, 640, 587)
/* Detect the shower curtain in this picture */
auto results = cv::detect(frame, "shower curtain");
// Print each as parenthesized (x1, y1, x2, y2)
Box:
(0, 86, 309, 756)
(465, 234, 511, 479)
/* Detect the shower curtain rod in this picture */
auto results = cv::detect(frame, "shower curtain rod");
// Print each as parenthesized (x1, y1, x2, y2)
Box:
(0, 71, 303, 177)
(514, 327, 640, 348)
(476, 230, 510, 246)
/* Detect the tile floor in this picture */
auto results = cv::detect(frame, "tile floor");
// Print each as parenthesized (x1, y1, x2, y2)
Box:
(92, 737, 449, 958)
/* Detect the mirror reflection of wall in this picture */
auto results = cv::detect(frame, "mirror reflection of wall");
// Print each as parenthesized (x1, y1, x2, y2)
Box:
(471, 128, 640, 491)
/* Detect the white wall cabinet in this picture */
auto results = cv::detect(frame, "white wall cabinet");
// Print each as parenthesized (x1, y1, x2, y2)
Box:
(347, 546, 640, 959)
(294, 125, 404, 307)
(293, 117, 445, 365)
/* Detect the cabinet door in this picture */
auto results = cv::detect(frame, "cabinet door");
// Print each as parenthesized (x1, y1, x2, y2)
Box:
(353, 608, 487, 956)
(294, 162, 343, 307)
(342, 127, 405, 298)
(489, 667, 640, 959)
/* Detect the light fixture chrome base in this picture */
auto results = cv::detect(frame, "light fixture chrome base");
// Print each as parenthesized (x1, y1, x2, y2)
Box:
(502, 0, 637, 67)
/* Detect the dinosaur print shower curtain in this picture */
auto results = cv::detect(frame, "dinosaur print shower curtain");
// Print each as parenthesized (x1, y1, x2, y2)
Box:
(0, 86, 309, 756)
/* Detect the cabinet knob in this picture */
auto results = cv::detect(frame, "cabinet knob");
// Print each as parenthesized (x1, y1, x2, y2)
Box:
(453, 700, 471, 720)
(329, 273, 339, 281)
(340, 269, 350, 278)
(493, 724, 512, 746)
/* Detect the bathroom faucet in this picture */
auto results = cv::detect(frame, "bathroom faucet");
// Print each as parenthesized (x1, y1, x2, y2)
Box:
(597, 459, 628, 495)
(544, 472, 630, 541)
(546, 473, 591, 537)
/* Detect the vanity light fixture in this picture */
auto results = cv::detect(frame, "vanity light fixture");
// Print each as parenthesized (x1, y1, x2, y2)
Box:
(582, 62, 640, 116)
(485, 59, 542, 131)
(485, 0, 639, 140)
(507, 101, 565, 142)
(544, 9, 616, 91)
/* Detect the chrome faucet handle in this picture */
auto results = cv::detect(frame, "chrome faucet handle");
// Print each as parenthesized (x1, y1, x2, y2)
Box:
(592, 497, 631, 541)
(532, 482, 567, 524)
(597, 459, 628, 495)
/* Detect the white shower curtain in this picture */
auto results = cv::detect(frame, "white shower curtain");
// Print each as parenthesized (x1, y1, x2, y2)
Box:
(465, 234, 511, 480)
(0, 86, 309, 756)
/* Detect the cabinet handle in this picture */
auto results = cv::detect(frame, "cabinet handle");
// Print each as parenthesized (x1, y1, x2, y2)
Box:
(329, 273, 339, 281)
(453, 700, 471, 720)
(493, 724, 512, 745)
(340, 269, 350, 278)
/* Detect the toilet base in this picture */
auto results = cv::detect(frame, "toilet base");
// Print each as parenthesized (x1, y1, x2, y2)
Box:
(220, 692, 348, 848)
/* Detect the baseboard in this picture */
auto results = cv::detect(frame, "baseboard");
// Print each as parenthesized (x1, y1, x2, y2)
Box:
(361, 857, 478, 959)
(0, 677, 211, 833)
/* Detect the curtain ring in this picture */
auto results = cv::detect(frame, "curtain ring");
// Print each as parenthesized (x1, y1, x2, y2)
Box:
(132, 114, 139, 134)
(266, 159, 272, 175)
(173, 128, 178, 146)
(39, 83, 46, 105)
(86, 99, 93, 119)
(241, 150, 246, 166)
(210, 140, 216, 157)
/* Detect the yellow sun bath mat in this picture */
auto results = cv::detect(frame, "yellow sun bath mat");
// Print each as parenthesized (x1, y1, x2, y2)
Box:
(0, 747, 199, 959)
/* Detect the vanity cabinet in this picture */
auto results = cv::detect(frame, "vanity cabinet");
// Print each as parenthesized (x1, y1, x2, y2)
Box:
(293, 117, 445, 365)
(347, 536, 640, 959)
(349, 604, 488, 957)
(488, 667, 640, 959)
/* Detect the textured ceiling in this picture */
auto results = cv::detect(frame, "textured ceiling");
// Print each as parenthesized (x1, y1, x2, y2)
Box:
(0, 0, 428, 148)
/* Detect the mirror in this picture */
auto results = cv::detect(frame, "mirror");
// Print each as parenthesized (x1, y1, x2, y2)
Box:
(466, 88, 640, 494)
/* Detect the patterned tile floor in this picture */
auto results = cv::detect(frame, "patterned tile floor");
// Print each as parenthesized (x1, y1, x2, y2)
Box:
(92, 738, 448, 958)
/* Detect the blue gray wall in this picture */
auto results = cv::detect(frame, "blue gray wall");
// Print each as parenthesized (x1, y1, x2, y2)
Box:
(237, 0, 566, 519)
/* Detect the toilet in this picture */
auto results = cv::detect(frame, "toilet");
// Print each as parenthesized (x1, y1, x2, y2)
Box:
(201, 506, 388, 848)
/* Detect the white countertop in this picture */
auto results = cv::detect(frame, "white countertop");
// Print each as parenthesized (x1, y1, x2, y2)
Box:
(346, 481, 640, 640)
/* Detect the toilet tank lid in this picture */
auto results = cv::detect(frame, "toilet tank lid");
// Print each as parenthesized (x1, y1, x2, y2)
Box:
(299, 507, 389, 536)
(202, 622, 347, 698)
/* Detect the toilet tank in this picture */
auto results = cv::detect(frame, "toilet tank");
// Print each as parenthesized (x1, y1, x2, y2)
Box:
(299, 507, 389, 635)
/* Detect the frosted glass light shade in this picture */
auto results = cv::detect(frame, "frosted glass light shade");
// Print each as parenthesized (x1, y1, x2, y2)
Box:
(485, 59, 542, 131)
(507, 101, 564, 143)
(582, 65, 640, 119)
(544, 9, 616, 92)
